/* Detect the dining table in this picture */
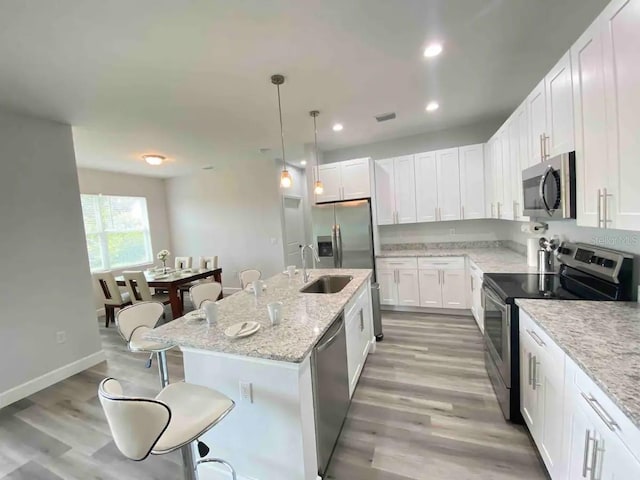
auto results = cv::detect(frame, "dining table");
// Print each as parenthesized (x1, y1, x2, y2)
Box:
(116, 267, 223, 318)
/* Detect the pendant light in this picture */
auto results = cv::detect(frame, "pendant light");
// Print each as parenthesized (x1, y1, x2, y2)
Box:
(309, 110, 324, 195)
(271, 74, 292, 189)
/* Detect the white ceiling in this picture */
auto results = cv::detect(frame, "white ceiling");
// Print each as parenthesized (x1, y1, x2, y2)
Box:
(0, 0, 609, 177)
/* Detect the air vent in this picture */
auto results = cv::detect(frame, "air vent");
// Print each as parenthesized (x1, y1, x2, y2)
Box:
(375, 112, 396, 122)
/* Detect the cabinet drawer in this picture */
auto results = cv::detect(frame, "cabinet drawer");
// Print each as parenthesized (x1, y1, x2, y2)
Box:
(468, 259, 484, 277)
(418, 256, 465, 270)
(518, 310, 565, 376)
(376, 257, 418, 270)
(571, 357, 640, 461)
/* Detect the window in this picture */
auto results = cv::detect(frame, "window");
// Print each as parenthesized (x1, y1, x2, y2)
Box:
(80, 194, 153, 271)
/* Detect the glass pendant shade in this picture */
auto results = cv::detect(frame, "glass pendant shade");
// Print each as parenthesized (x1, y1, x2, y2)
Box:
(314, 180, 324, 195)
(280, 169, 293, 188)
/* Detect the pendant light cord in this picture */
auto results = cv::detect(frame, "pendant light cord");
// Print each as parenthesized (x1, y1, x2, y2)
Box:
(313, 113, 320, 181)
(276, 84, 286, 169)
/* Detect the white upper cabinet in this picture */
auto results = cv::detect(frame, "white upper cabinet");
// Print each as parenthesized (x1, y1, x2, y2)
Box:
(374, 156, 416, 225)
(485, 140, 497, 218)
(315, 163, 342, 203)
(545, 52, 575, 157)
(459, 144, 485, 219)
(340, 158, 371, 200)
(491, 130, 505, 218)
(528, 79, 547, 167)
(499, 126, 514, 220)
(572, 18, 609, 229)
(435, 148, 462, 221)
(374, 158, 396, 225)
(394, 155, 418, 223)
(602, 0, 640, 231)
(516, 100, 530, 221)
(414, 151, 439, 223)
(314, 158, 371, 204)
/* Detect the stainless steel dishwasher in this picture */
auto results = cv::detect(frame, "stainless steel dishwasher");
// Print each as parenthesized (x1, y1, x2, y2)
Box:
(311, 312, 350, 477)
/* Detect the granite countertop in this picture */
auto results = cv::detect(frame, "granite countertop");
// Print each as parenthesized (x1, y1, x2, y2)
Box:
(145, 268, 372, 364)
(377, 247, 538, 274)
(516, 300, 640, 429)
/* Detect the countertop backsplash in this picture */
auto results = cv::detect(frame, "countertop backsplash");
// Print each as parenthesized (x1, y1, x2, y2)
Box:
(380, 240, 526, 255)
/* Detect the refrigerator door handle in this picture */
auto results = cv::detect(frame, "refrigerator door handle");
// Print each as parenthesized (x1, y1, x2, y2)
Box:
(331, 225, 339, 268)
(336, 224, 343, 268)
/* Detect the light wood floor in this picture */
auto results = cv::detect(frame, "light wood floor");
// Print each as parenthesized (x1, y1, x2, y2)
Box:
(0, 311, 547, 480)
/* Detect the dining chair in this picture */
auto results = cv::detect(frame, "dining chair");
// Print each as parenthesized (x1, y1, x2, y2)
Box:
(98, 377, 236, 479)
(175, 256, 193, 270)
(239, 269, 261, 289)
(123, 271, 171, 317)
(199, 256, 219, 270)
(94, 271, 132, 328)
(189, 282, 223, 309)
(115, 301, 176, 388)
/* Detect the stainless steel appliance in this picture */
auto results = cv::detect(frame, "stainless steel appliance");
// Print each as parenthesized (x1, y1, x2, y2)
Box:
(522, 151, 576, 219)
(482, 241, 633, 421)
(312, 199, 383, 340)
(311, 313, 350, 476)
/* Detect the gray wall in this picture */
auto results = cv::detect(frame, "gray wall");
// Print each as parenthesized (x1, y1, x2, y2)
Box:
(0, 110, 103, 401)
(322, 117, 504, 163)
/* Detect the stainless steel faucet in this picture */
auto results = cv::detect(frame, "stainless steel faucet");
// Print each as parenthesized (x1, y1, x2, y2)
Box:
(300, 244, 320, 283)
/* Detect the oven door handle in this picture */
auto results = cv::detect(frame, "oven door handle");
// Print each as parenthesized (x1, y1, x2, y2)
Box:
(539, 166, 555, 217)
(482, 286, 508, 314)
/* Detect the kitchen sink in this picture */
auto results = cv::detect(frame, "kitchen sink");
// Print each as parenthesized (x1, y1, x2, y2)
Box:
(300, 275, 353, 294)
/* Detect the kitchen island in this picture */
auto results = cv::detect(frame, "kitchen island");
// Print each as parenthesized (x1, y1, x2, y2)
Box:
(146, 268, 374, 480)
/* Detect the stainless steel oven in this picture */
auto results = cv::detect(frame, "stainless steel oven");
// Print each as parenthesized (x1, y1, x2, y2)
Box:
(482, 283, 512, 418)
(522, 151, 576, 219)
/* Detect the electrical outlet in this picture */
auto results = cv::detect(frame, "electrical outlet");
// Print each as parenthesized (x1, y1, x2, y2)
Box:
(449, 228, 456, 235)
(239, 381, 253, 403)
(56, 331, 66, 344)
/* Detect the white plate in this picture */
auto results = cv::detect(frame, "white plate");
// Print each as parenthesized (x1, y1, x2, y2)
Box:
(224, 321, 261, 339)
(185, 310, 206, 320)
(245, 284, 267, 293)
(282, 269, 299, 275)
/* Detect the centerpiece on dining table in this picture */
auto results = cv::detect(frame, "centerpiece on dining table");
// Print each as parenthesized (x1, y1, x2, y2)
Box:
(157, 249, 170, 273)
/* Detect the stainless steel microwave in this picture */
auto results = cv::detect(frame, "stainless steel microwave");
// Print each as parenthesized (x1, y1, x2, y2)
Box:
(522, 152, 576, 219)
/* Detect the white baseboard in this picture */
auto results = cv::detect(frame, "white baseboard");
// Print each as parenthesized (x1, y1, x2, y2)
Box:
(0, 350, 107, 409)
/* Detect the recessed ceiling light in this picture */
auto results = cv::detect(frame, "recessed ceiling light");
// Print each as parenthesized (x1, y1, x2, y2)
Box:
(332, 123, 343, 132)
(426, 101, 440, 112)
(423, 43, 443, 58)
(143, 154, 165, 165)
(300, 160, 307, 166)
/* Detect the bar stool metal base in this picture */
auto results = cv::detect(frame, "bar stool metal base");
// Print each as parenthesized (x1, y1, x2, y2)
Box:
(180, 442, 237, 480)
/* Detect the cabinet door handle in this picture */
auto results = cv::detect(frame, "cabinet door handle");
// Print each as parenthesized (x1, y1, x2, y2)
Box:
(531, 355, 538, 390)
(603, 188, 612, 227)
(527, 352, 533, 386)
(582, 429, 593, 478)
(461, 205, 465, 219)
(543, 134, 550, 160)
(360, 311, 364, 332)
(513, 201, 518, 219)
(527, 329, 545, 347)
(437, 270, 441, 285)
(434, 207, 438, 221)
(590, 437, 604, 480)
(490, 203, 494, 218)
(581, 392, 619, 431)
(497, 202, 501, 219)
(394, 269, 399, 284)
(597, 189, 603, 228)
(470, 276, 474, 292)
(441, 270, 445, 285)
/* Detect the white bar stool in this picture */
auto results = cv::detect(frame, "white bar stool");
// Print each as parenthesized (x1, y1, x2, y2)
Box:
(99, 378, 236, 479)
(116, 301, 176, 388)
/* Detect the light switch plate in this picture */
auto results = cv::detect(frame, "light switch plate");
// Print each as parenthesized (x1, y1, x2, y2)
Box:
(239, 381, 253, 403)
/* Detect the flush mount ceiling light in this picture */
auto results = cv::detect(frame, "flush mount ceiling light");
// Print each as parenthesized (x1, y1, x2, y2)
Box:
(300, 160, 307, 166)
(310, 110, 324, 195)
(143, 154, 165, 165)
(271, 74, 292, 189)
(423, 42, 443, 58)
(426, 101, 440, 112)
(332, 123, 343, 132)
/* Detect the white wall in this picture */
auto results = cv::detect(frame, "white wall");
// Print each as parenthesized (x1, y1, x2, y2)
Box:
(166, 158, 285, 290)
(0, 110, 104, 406)
(322, 117, 504, 163)
(76, 168, 172, 310)
(379, 219, 514, 245)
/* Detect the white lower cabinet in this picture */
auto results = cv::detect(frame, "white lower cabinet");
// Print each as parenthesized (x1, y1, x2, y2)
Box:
(376, 258, 420, 307)
(519, 309, 640, 480)
(418, 269, 442, 308)
(441, 270, 467, 308)
(469, 262, 484, 332)
(345, 282, 374, 398)
(378, 269, 398, 305)
(397, 270, 420, 306)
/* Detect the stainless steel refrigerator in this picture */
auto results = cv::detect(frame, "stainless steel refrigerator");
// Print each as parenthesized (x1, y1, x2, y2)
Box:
(311, 199, 383, 340)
